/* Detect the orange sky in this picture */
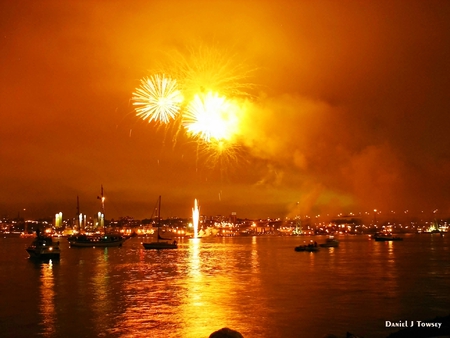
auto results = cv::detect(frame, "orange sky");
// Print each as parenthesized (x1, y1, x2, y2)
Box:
(1, 0, 450, 220)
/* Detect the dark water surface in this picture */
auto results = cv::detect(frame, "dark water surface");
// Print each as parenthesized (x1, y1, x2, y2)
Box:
(0, 234, 449, 338)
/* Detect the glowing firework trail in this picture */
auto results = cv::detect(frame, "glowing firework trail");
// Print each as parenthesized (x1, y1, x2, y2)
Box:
(183, 92, 239, 143)
(163, 44, 257, 100)
(196, 138, 248, 170)
(132, 74, 183, 124)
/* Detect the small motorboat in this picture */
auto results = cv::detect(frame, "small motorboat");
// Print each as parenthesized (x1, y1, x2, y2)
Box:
(372, 233, 403, 241)
(295, 243, 319, 252)
(26, 230, 61, 260)
(142, 240, 178, 250)
(319, 236, 339, 247)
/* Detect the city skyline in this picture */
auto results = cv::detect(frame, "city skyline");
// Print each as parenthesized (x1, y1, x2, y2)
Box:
(2, 1, 450, 220)
(6, 199, 448, 225)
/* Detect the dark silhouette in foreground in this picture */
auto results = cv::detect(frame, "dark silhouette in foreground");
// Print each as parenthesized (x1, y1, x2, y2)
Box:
(209, 315, 450, 338)
(209, 327, 244, 338)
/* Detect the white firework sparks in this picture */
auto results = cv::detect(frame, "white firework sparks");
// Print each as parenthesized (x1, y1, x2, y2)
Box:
(132, 74, 183, 124)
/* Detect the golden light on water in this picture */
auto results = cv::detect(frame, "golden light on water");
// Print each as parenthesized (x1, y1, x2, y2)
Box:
(132, 74, 183, 124)
(40, 263, 56, 336)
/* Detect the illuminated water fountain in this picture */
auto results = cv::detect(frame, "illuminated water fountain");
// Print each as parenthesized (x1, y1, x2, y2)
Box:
(193, 199, 200, 239)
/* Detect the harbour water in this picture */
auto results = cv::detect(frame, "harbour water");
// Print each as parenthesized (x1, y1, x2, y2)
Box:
(0, 234, 449, 337)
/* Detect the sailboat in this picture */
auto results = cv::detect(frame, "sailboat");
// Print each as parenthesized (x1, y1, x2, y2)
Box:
(68, 187, 128, 248)
(142, 196, 178, 250)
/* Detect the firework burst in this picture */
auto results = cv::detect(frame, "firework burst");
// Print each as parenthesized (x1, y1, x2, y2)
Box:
(183, 92, 240, 143)
(132, 44, 257, 169)
(162, 44, 257, 101)
(195, 138, 249, 171)
(132, 74, 183, 124)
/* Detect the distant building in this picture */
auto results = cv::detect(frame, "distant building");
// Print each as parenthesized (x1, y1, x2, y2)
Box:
(230, 212, 237, 225)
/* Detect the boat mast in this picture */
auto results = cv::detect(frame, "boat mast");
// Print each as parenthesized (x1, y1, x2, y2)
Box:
(157, 195, 161, 242)
(98, 185, 105, 232)
(77, 195, 81, 233)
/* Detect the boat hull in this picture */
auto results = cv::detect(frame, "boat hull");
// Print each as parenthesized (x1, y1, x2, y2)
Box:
(143, 241, 178, 250)
(295, 245, 319, 252)
(374, 237, 403, 241)
(68, 235, 127, 247)
(319, 240, 339, 247)
(26, 247, 60, 260)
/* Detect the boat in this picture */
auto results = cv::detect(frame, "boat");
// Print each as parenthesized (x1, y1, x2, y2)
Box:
(372, 233, 403, 241)
(295, 242, 319, 252)
(26, 229, 61, 260)
(68, 234, 127, 247)
(319, 236, 339, 247)
(142, 238, 178, 250)
(20, 232, 35, 238)
(142, 196, 178, 250)
(295, 245, 319, 252)
(68, 188, 127, 248)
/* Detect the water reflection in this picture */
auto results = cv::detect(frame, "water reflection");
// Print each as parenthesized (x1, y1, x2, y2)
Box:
(178, 239, 230, 338)
(39, 261, 56, 336)
(187, 238, 202, 310)
(189, 238, 201, 278)
(309, 250, 316, 269)
(115, 246, 181, 337)
(170, 238, 270, 338)
(371, 240, 400, 301)
(93, 248, 113, 335)
(4, 234, 447, 338)
(93, 249, 109, 294)
(251, 236, 258, 273)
